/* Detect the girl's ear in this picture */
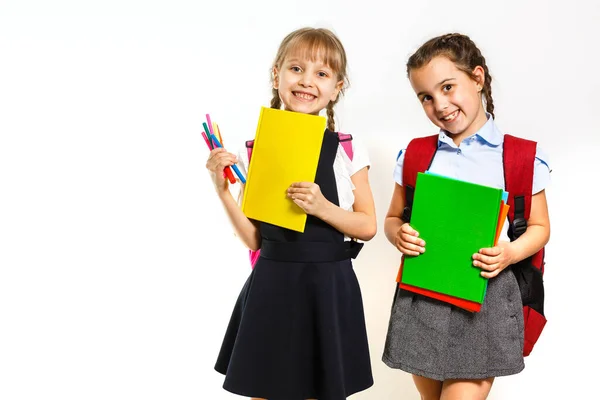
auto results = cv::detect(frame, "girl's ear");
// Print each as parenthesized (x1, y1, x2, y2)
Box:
(272, 67, 279, 90)
(472, 65, 485, 92)
(330, 80, 344, 102)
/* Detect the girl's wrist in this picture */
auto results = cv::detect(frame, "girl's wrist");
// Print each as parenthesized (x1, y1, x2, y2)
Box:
(315, 199, 335, 221)
(217, 188, 233, 201)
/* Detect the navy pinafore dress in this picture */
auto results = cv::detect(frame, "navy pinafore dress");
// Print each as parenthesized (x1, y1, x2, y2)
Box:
(215, 130, 373, 399)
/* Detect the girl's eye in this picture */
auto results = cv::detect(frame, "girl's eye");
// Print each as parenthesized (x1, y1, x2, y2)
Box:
(443, 84, 452, 92)
(318, 71, 328, 77)
(291, 66, 301, 72)
(421, 95, 432, 103)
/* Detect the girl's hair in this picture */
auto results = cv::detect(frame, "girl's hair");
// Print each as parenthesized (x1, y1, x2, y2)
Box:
(407, 33, 495, 118)
(270, 27, 348, 131)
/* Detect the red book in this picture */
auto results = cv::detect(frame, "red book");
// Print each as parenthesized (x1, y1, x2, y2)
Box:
(396, 258, 482, 312)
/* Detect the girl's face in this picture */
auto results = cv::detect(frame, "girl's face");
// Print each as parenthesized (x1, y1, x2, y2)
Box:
(409, 56, 487, 140)
(273, 53, 343, 116)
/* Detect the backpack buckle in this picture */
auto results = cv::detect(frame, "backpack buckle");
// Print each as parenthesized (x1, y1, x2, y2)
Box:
(512, 217, 528, 238)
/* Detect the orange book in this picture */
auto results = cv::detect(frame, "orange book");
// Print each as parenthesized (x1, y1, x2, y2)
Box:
(494, 201, 510, 245)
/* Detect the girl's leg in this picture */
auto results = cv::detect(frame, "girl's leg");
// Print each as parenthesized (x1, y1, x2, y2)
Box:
(412, 374, 443, 400)
(440, 378, 494, 400)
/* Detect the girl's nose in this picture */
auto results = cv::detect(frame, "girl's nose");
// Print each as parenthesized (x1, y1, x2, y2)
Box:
(435, 99, 449, 113)
(299, 73, 313, 87)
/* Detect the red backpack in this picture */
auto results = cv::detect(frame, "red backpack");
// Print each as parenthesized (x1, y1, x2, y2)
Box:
(245, 132, 355, 268)
(401, 134, 547, 357)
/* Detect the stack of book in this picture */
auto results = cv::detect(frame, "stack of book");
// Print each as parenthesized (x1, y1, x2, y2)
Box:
(397, 172, 510, 312)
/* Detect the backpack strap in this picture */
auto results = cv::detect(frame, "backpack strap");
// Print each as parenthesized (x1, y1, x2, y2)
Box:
(401, 134, 438, 222)
(503, 134, 546, 357)
(338, 132, 354, 161)
(246, 133, 354, 162)
(245, 140, 254, 162)
(503, 134, 536, 239)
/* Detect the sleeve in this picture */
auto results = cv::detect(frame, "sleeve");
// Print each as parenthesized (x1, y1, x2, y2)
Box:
(335, 133, 370, 212)
(393, 148, 407, 186)
(532, 144, 551, 194)
(343, 134, 370, 176)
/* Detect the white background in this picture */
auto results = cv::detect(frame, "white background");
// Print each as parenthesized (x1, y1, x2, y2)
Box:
(1, 0, 598, 399)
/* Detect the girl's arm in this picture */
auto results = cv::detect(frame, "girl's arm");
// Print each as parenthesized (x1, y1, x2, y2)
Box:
(287, 167, 377, 241)
(384, 183, 425, 255)
(206, 148, 261, 250)
(218, 187, 261, 251)
(474, 190, 550, 278)
(384, 183, 406, 245)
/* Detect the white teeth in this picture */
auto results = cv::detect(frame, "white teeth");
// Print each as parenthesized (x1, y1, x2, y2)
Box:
(294, 92, 316, 100)
(442, 110, 458, 121)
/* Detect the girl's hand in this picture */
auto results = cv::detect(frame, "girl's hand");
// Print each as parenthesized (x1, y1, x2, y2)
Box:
(473, 241, 516, 279)
(395, 223, 425, 256)
(206, 148, 237, 194)
(287, 182, 331, 217)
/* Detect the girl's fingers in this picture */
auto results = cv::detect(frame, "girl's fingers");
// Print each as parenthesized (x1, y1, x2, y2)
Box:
(478, 247, 501, 257)
(292, 198, 308, 210)
(206, 148, 226, 161)
(480, 266, 501, 279)
(206, 154, 237, 172)
(289, 182, 314, 188)
(207, 148, 237, 163)
(397, 235, 425, 254)
(473, 261, 499, 272)
(401, 232, 425, 247)
(287, 187, 311, 195)
(398, 243, 422, 256)
(288, 192, 310, 202)
(401, 223, 419, 236)
(473, 253, 497, 266)
(206, 161, 232, 172)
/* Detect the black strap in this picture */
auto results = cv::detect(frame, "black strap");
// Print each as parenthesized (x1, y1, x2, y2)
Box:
(402, 185, 415, 222)
(259, 239, 363, 263)
(512, 195, 527, 238)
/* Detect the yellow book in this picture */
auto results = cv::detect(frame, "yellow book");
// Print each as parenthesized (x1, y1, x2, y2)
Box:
(242, 107, 327, 232)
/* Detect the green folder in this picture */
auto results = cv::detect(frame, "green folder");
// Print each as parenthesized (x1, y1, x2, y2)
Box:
(401, 172, 503, 303)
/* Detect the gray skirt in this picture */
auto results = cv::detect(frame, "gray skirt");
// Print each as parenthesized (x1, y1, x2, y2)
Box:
(383, 268, 525, 380)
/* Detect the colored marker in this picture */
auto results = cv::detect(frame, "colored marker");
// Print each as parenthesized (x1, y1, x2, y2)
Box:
(206, 114, 214, 135)
(213, 121, 223, 144)
(211, 122, 235, 183)
(202, 122, 214, 149)
(200, 130, 211, 149)
(202, 122, 234, 183)
(210, 134, 246, 184)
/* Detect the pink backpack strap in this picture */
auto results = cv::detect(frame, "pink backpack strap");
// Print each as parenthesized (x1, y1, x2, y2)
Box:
(337, 132, 353, 161)
(245, 139, 259, 268)
(245, 140, 254, 162)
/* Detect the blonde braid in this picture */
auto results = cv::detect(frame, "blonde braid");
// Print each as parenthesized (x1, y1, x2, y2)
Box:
(326, 102, 336, 131)
(270, 88, 282, 109)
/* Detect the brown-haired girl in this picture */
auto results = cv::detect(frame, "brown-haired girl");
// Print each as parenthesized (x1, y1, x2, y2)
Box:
(382, 33, 551, 399)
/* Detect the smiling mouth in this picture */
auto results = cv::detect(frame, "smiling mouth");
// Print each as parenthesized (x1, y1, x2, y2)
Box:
(441, 110, 459, 122)
(293, 91, 316, 101)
